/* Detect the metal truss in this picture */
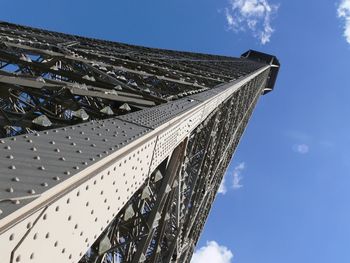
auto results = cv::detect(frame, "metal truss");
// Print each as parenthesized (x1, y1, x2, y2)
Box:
(79, 70, 269, 263)
(0, 22, 279, 263)
(0, 21, 264, 138)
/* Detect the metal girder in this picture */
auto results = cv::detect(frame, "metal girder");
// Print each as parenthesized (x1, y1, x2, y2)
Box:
(0, 21, 279, 263)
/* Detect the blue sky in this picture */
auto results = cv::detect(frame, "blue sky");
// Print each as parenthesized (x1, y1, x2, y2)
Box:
(1, 0, 350, 262)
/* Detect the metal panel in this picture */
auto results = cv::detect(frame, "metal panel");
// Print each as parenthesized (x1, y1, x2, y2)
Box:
(117, 99, 201, 129)
(0, 119, 150, 224)
(12, 137, 156, 263)
(0, 208, 44, 263)
(149, 108, 203, 171)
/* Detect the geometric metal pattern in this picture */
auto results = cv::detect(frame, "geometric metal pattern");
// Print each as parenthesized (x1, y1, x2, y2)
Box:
(0, 21, 279, 263)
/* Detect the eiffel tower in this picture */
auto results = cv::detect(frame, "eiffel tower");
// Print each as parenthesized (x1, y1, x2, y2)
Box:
(0, 21, 279, 263)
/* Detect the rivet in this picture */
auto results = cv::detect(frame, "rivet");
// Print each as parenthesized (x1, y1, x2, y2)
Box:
(12, 200, 20, 204)
(50, 141, 55, 145)
(64, 171, 70, 175)
(82, 161, 88, 165)
(85, 137, 90, 141)
(31, 147, 37, 151)
(0, 209, 3, 215)
(7, 187, 14, 193)
(0, 139, 4, 143)
(71, 142, 76, 146)
(6, 155, 13, 159)
(45, 233, 50, 239)
(91, 144, 96, 147)
(27, 139, 33, 143)
(34, 156, 40, 160)
(41, 182, 48, 187)
(16, 255, 20, 262)
(53, 176, 60, 181)
(55, 148, 60, 152)
(74, 166, 79, 170)
(9, 165, 16, 170)
(35, 133, 40, 136)
(76, 150, 82, 153)
(59, 157, 65, 161)
(11, 137, 16, 141)
(9, 234, 14, 241)
(28, 189, 35, 194)
(38, 166, 45, 170)
(4, 145, 11, 150)
(66, 136, 71, 139)
(30, 253, 34, 260)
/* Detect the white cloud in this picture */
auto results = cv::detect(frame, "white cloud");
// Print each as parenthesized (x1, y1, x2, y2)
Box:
(337, 0, 350, 44)
(219, 162, 245, 194)
(293, 144, 309, 154)
(218, 175, 227, 194)
(232, 162, 245, 189)
(191, 241, 234, 263)
(224, 0, 279, 44)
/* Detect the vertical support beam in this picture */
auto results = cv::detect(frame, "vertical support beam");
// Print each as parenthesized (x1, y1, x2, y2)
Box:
(130, 139, 188, 263)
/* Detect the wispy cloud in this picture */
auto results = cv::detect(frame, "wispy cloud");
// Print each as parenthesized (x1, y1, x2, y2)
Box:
(337, 0, 350, 44)
(218, 176, 228, 194)
(293, 144, 309, 154)
(224, 0, 279, 44)
(232, 162, 245, 189)
(191, 241, 233, 263)
(219, 162, 246, 194)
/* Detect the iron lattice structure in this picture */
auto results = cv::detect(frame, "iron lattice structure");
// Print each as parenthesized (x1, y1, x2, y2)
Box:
(0, 22, 279, 263)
